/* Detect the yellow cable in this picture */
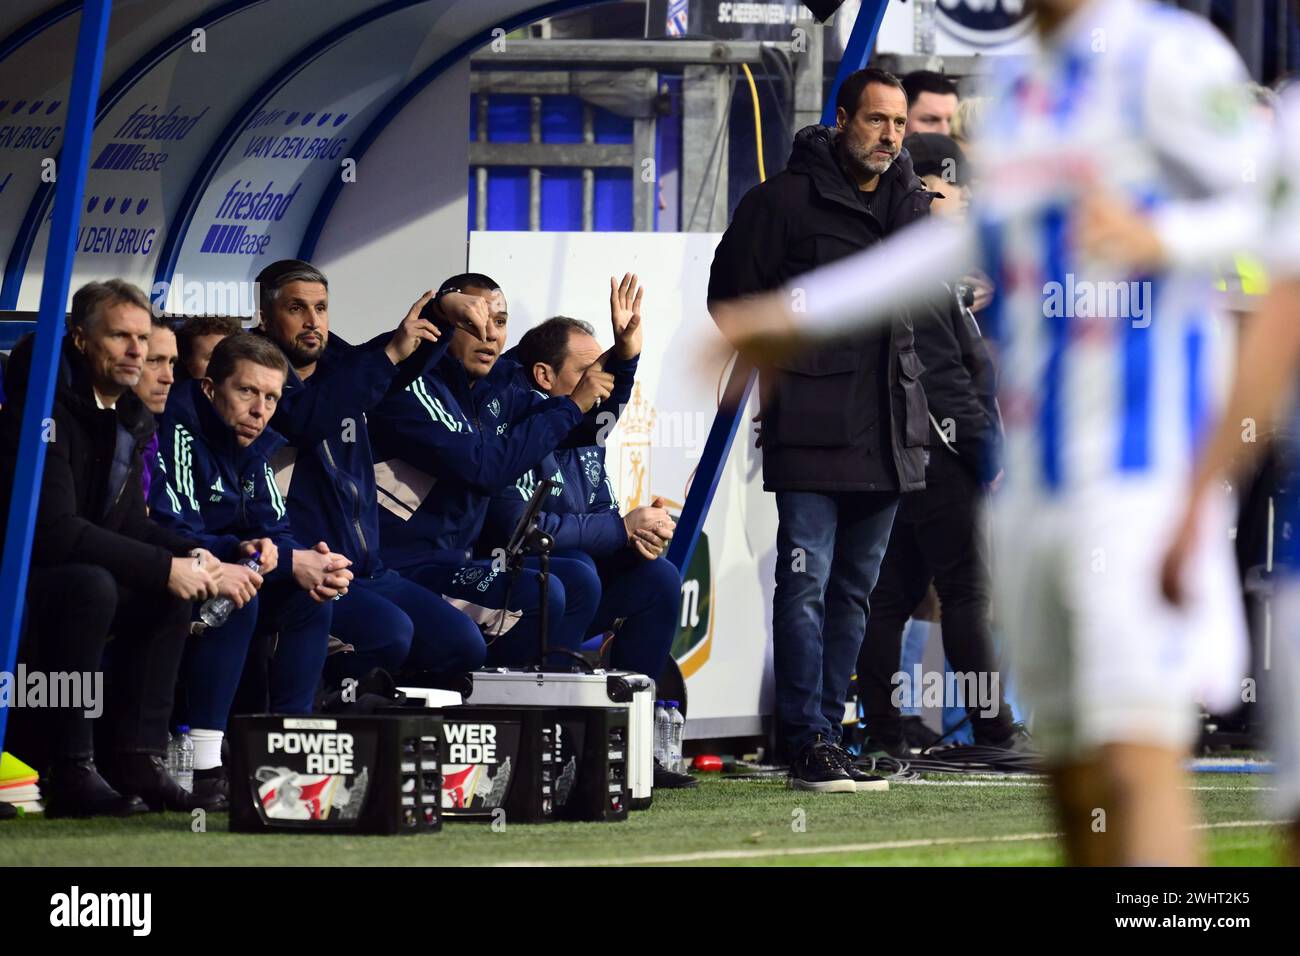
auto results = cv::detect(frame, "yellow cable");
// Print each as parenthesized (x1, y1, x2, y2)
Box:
(740, 63, 766, 183)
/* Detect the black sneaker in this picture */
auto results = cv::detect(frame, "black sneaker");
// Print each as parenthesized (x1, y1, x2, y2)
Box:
(653, 759, 699, 790)
(901, 715, 942, 751)
(787, 737, 856, 793)
(827, 744, 890, 792)
(860, 734, 909, 759)
(193, 767, 230, 811)
(978, 722, 1034, 752)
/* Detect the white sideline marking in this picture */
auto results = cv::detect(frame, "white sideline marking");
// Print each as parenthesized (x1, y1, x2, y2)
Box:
(896, 779, 1276, 791)
(899, 779, 1047, 787)
(492, 820, 1284, 867)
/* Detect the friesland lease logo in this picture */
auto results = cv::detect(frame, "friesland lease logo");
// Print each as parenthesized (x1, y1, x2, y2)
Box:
(199, 178, 302, 256)
(936, 0, 1033, 46)
(91, 103, 209, 172)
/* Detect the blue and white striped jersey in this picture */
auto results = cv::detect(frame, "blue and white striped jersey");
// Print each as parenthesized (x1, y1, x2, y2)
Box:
(797, 0, 1269, 498)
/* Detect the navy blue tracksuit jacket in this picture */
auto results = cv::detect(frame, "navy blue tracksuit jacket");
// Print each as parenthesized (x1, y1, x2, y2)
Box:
(368, 350, 637, 571)
(264, 328, 450, 578)
(149, 379, 301, 579)
(483, 386, 628, 558)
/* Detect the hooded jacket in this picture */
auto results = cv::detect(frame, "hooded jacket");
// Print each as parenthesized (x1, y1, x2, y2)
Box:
(483, 364, 629, 558)
(916, 287, 1004, 484)
(148, 378, 301, 583)
(262, 327, 450, 579)
(707, 125, 933, 493)
(368, 349, 637, 570)
(0, 335, 196, 594)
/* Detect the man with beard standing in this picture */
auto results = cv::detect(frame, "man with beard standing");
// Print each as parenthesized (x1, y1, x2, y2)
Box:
(707, 68, 932, 792)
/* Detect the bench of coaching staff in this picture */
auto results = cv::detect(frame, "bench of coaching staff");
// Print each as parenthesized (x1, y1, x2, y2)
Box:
(707, 67, 932, 793)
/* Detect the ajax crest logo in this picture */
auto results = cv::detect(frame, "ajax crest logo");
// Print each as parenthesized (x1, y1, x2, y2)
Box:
(580, 449, 603, 487)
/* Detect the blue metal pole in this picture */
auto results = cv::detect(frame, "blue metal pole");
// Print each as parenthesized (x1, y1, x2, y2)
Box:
(824, 0, 890, 125)
(665, 357, 754, 572)
(0, 0, 113, 757)
(668, 0, 890, 574)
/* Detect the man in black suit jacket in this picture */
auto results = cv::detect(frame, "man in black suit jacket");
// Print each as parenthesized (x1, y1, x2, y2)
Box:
(0, 280, 232, 816)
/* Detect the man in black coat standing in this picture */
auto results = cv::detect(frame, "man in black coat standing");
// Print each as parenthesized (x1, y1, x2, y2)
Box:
(0, 280, 229, 816)
(708, 68, 932, 792)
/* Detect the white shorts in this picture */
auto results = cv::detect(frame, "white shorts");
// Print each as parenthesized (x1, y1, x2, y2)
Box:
(1265, 580, 1300, 818)
(992, 480, 1247, 762)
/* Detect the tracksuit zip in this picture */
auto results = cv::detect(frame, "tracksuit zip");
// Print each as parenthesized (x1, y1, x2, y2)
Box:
(319, 436, 369, 562)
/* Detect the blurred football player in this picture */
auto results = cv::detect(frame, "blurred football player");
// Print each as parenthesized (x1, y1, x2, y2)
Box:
(1162, 84, 1300, 867)
(710, 0, 1270, 865)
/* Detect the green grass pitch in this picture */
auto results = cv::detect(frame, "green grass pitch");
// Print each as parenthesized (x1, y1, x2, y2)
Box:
(2, 771, 1285, 866)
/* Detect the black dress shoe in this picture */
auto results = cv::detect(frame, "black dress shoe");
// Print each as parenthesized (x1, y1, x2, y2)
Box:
(44, 760, 148, 818)
(104, 754, 225, 813)
(192, 767, 229, 812)
(653, 759, 699, 790)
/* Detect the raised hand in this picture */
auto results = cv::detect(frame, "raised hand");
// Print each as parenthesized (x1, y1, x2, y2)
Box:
(385, 290, 441, 365)
(439, 291, 491, 342)
(610, 273, 644, 360)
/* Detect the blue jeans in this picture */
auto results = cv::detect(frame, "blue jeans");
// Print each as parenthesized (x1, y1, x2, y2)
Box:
(773, 491, 899, 756)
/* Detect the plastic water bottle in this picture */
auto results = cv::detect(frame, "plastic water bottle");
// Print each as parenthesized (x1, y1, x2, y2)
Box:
(668, 701, 685, 773)
(654, 701, 671, 766)
(169, 726, 194, 793)
(198, 552, 261, 629)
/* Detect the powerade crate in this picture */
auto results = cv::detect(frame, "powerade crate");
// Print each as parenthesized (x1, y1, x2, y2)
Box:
(464, 669, 655, 810)
(553, 707, 630, 822)
(227, 714, 443, 835)
(439, 706, 556, 822)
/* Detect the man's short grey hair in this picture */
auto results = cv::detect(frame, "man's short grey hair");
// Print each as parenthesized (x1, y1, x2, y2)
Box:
(257, 262, 329, 317)
(68, 279, 153, 334)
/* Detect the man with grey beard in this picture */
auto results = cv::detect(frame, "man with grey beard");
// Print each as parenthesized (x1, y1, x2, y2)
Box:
(707, 67, 933, 792)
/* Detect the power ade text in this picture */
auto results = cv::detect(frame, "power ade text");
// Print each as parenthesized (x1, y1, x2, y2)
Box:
(267, 731, 354, 774)
(444, 723, 497, 764)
